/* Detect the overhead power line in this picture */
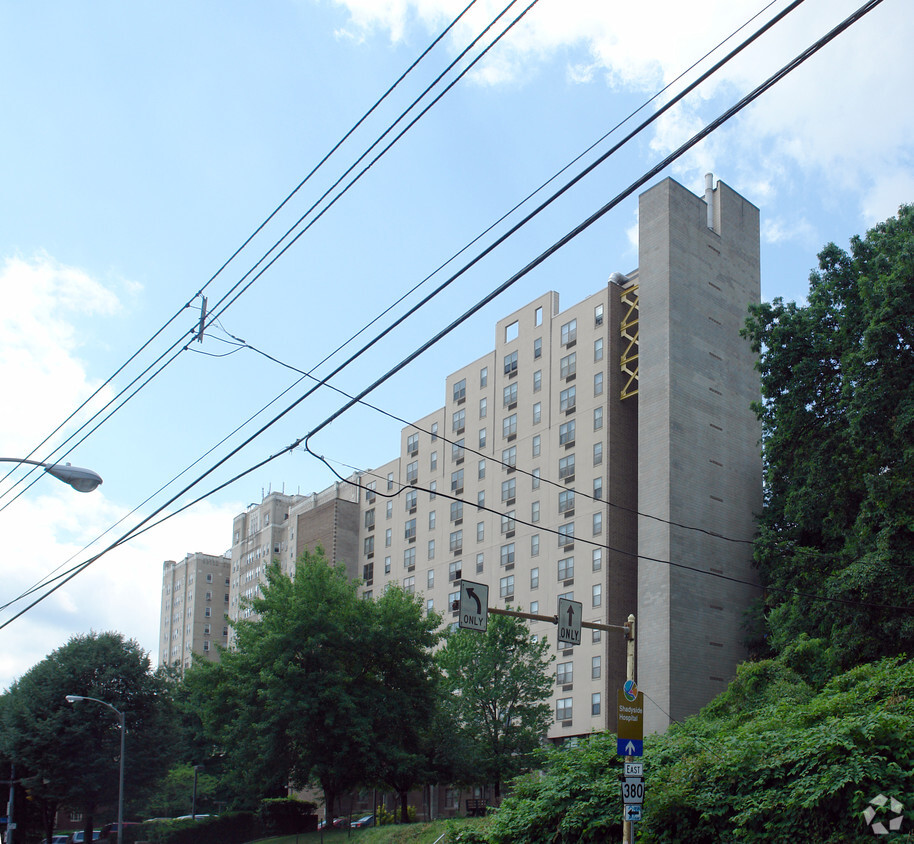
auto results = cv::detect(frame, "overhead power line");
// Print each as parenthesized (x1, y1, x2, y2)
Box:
(0, 0, 888, 631)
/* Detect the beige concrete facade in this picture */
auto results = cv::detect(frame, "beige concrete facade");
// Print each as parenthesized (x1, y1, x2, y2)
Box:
(159, 551, 232, 671)
(177, 175, 761, 743)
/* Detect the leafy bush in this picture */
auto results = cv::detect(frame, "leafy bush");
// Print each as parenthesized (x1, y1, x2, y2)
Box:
(129, 811, 257, 844)
(258, 797, 318, 834)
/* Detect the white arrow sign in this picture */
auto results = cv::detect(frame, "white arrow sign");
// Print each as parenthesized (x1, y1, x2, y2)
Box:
(459, 580, 488, 631)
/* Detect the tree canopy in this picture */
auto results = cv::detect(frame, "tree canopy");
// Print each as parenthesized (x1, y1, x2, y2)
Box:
(742, 203, 914, 665)
(1, 631, 173, 842)
(184, 547, 442, 818)
(436, 612, 554, 801)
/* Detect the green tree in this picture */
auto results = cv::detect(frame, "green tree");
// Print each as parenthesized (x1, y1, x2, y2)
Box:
(436, 613, 554, 802)
(0, 632, 174, 843)
(185, 548, 441, 820)
(742, 203, 914, 666)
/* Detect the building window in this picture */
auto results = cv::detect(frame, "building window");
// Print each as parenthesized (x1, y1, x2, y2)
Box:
(430, 450, 438, 470)
(503, 414, 517, 439)
(594, 406, 604, 430)
(531, 534, 540, 556)
(558, 556, 574, 580)
(502, 445, 517, 468)
(534, 337, 542, 359)
(592, 627, 602, 643)
(385, 556, 392, 574)
(480, 397, 487, 418)
(594, 476, 603, 500)
(500, 543, 515, 566)
(204, 607, 211, 617)
(531, 500, 540, 523)
(594, 371, 604, 396)
(406, 461, 418, 484)
(559, 454, 575, 480)
(501, 478, 516, 502)
(205, 573, 213, 583)
(530, 567, 539, 589)
(595, 303, 604, 326)
(593, 511, 603, 535)
(533, 402, 542, 424)
(556, 698, 573, 721)
(592, 692, 602, 716)
(560, 352, 576, 379)
(533, 369, 542, 392)
(479, 428, 487, 449)
(451, 500, 464, 522)
(593, 441, 603, 465)
(365, 509, 376, 529)
(503, 382, 518, 407)
(453, 378, 467, 403)
(452, 438, 465, 462)
(559, 419, 576, 445)
(404, 576, 416, 594)
(387, 500, 393, 518)
(403, 547, 416, 568)
(429, 481, 437, 499)
(450, 530, 463, 553)
(406, 488, 418, 510)
(592, 655, 602, 679)
(480, 366, 488, 387)
(477, 459, 486, 480)
(428, 539, 435, 560)
(427, 598, 434, 613)
(593, 548, 603, 571)
(560, 386, 576, 412)
(427, 569, 435, 589)
(429, 510, 437, 530)
(592, 583, 602, 607)
(405, 519, 416, 541)
(595, 338, 605, 363)
(477, 521, 485, 541)
(453, 409, 466, 433)
(501, 511, 515, 534)
(431, 422, 438, 441)
(449, 591, 460, 611)
(407, 432, 419, 455)
(561, 319, 577, 345)
(449, 560, 462, 581)
(388, 472, 395, 491)
(532, 434, 541, 457)
(364, 536, 375, 556)
(203, 640, 210, 652)
(451, 469, 464, 492)
(363, 562, 374, 582)
(500, 575, 515, 598)
(557, 661, 573, 685)
(558, 522, 575, 546)
(535, 306, 543, 326)
(476, 552, 484, 573)
(385, 528, 392, 547)
(504, 350, 518, 376)
(532, 468, 541, 489)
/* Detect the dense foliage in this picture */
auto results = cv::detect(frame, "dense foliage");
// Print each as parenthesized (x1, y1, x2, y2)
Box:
(0, 632, 174, 842)
(436, 613, 554, 801)
(742, 204, 914, 665)
(184, 548, 442, 819)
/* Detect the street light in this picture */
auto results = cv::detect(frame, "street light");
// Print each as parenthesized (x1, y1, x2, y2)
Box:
(65, 695, 125, 844)
(0, 458, 103, 493)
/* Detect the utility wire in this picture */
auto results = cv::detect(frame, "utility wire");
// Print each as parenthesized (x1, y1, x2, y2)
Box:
(0, 0, 886, 631)
(0, 0, 481, 508)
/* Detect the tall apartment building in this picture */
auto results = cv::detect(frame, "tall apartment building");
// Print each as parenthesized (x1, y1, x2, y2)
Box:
(355, 176, 761, 739)
(159, 552, 232, 670)
(199, 175, 760, 742)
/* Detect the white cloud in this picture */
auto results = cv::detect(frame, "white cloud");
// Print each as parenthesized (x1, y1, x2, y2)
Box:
(330, 0, 914, 224)
(0, 256, 241, 690)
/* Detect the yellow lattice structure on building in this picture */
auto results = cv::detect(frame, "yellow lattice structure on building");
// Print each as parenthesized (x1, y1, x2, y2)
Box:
(620, 284, 639, 399)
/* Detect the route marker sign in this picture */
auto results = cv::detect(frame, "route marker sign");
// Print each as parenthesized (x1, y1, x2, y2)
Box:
(458, 580, 488, 631)
(557, 597, 582, 646)
(624, 762, 643, 778)
(617, 738, 643, 757)
(621, 777, 645, 804)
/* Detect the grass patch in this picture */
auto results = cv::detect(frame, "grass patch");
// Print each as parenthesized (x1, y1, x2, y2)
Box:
(252, 817, 486, 844)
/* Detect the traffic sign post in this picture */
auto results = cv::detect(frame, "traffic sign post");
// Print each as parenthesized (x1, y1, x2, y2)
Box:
(556, 597, 582, 647)
(458, 580, 488, 631)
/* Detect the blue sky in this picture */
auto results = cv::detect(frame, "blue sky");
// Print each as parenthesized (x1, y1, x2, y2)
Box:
(0, 0, 910, 688)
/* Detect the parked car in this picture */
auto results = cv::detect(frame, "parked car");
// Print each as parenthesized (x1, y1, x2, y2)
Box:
(317, 817, 348, 829)
(351, 814, 374, 828)
(70, 833, 100, 843)
(41, 836, 69, 844)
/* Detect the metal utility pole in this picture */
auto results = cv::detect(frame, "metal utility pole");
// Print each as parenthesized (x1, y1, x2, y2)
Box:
(622, 614, 636, 844)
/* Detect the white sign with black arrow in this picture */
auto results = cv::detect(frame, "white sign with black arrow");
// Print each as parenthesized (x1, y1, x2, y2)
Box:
(459, 580, 489, 632)
(557, 597, 582, 647)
